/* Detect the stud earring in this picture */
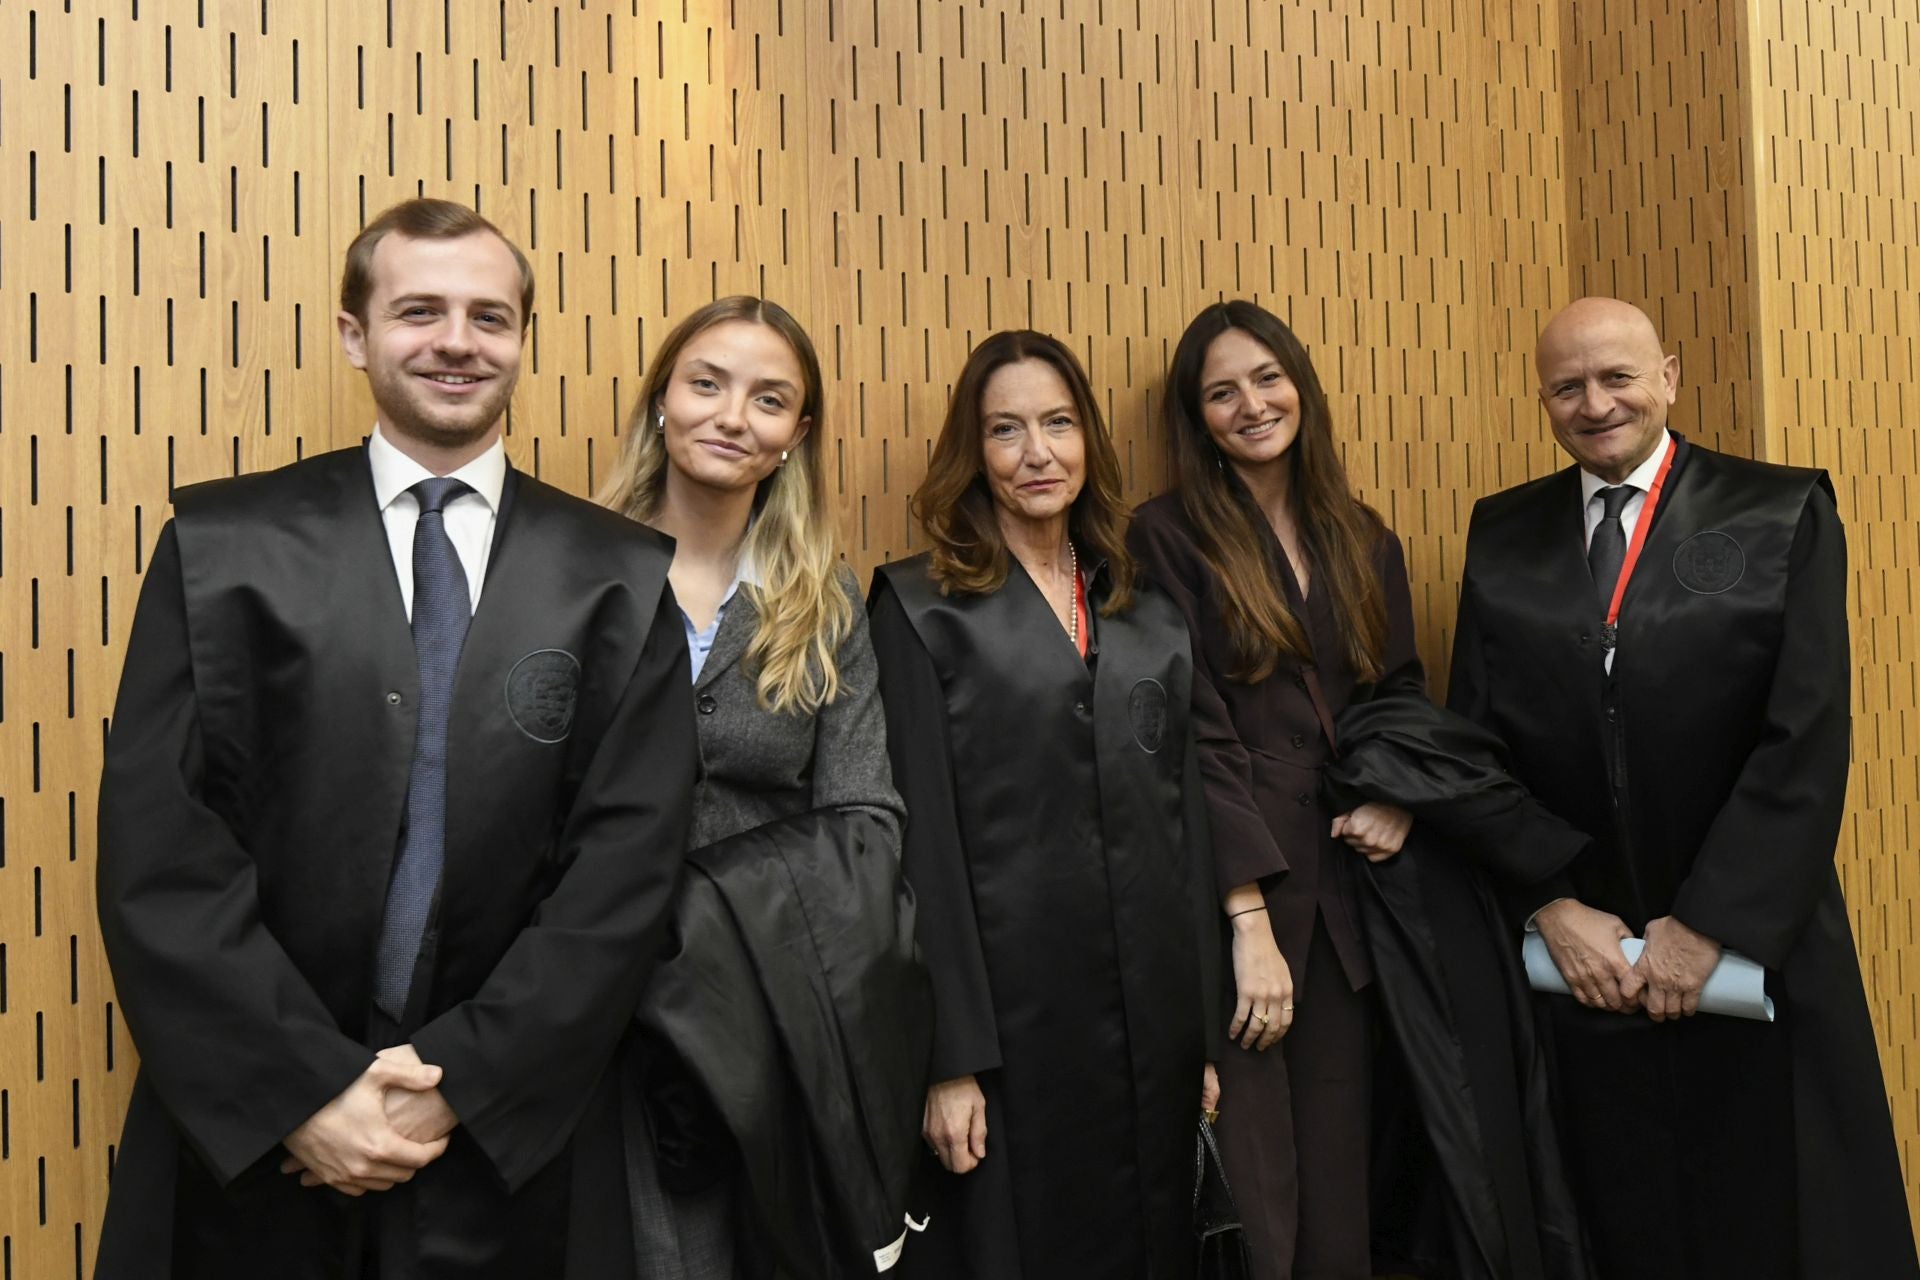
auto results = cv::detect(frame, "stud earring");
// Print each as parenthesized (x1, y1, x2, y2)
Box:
(655, 410, 666, 433)
(780, 449, 789, 465)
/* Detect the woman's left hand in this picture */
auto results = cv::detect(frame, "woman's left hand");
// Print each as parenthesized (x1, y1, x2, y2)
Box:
(1331, 802, 1412, 862)
(1200, 1062, 1221, 1117)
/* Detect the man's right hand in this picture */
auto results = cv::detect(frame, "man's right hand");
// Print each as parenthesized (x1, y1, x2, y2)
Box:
(923, 1075, 989, 1175)
(1536, 898, 1640, 1012)
(280, 1056, 451, 1195)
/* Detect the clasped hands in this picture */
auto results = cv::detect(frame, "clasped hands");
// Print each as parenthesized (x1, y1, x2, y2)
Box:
(1536, 900, 1722, 1022)
(279, 1044, 459, 1196)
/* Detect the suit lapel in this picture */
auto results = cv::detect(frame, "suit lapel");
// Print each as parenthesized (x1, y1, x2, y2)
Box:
(695, 590, 756, 692)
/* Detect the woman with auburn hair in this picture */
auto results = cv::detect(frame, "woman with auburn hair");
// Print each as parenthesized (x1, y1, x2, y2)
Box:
(1130, 300, 1591, 1280)
(868, 330, 1221, 1279)
(601, 296, 910, 1278)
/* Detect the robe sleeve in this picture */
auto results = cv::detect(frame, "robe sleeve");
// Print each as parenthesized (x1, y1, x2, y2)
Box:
(411, 582, 697, 1191)
(867, 580, 1002, 1083)
(97, 521, 375, 1186)
(808, 567, 906, 847)
(1669, 486, 1851, 970)
(1127, 508, 1290, 897)
(1448, 516, 1580, 920)
(1181, 729, 1227, 1060)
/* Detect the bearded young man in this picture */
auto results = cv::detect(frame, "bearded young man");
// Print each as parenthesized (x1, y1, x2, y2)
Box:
(1448, 296, 1917, 1279)
(94, 199, 695, 1279)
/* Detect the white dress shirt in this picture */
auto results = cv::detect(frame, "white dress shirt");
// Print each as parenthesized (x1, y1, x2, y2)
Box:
(367, 425, 506, 617)
(1579, 428, 1673, 554)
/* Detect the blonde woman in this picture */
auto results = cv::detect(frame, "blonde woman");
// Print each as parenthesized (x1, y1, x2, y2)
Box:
(601, 296, 906, 1278)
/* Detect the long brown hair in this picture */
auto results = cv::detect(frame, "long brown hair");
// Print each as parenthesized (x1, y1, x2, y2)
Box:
(916, 330, 1135, 612)
(1163, 301, 1387, 682)
(597, 296, 851, 714)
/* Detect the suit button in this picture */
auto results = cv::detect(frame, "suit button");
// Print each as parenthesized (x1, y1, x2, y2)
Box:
(1296, 793, 1311, 806)
(1074, 700, 1088, 715)
(386, 691, 403, 706)
(697, 694, 717, 715)
(1290, 733, 1307, 748)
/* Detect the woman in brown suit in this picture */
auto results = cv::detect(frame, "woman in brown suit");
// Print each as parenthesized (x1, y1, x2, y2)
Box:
(1129, 301, 1423, 1279)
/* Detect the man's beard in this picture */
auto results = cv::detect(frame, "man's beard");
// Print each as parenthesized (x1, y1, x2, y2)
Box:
(373, 364, 517, 452)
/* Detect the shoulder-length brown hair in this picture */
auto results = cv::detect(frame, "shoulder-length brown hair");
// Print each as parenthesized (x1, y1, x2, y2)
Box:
(916, 330, 1135, 612)
(1164, 301, 1387, 683)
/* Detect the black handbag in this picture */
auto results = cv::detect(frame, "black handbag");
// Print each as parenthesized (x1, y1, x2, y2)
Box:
(1194, 1116, 1253, 1279)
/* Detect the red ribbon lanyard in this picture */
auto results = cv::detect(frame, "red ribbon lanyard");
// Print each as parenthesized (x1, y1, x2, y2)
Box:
(1603, 436, 1677, 629)
(1073, 567, 1091, 657)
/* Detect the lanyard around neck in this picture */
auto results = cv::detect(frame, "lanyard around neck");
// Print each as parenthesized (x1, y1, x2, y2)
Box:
(1602, 435, 1677, 630)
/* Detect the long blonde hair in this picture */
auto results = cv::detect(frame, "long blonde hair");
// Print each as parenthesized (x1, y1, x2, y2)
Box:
(598, 297, 851, 714)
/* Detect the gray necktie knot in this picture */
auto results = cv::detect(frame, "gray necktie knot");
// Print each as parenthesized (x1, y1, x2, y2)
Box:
(412, 476, 472, 516)
(1595, 485, 1634, 519)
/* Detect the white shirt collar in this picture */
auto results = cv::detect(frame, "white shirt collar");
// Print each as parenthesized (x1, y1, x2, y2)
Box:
(368, 424, 507, 513)
(1579, 428, 1672, 507)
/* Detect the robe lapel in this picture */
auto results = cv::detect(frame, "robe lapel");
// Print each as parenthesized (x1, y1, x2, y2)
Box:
(1527, 467, 1614, 715)
(337, 445, 417, 656)
(319, 449, 421, 934)
(1611, 435, 1695, 664)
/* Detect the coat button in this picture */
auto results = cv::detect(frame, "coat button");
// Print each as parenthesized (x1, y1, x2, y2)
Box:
(386, 691, 402, 706)
(1296, 792, 1311, 806)
(1290, 732, 1307, 748)
(697, 694, 717, 715)
(1074, 700, 1087, 715)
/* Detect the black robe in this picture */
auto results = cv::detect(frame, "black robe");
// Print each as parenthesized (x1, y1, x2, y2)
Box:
(1449, 433, 1919, 1279)
(868, 552, 1219, 1280)
(1324, 690, 1592, 1280)
(94, 447, 697, 1280)
(636, 808, 931, 1279)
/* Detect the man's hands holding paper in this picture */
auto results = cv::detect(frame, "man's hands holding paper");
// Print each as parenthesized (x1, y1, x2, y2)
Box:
(1539, 901, 1726, 1022)
(1620, 915, 1722, 1022)
(1535, 898, 1640, 1012)
(280, 1044, 458, 1195)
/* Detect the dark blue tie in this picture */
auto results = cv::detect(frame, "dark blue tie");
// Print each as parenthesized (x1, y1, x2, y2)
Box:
(374, 477, 476, 1019)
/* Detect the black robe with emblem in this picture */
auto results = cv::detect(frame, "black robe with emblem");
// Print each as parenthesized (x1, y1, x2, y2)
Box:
(1449, 433, 1918, 1279)
(867, 552, 1220, 1280)
(94, 446, 697, 1280)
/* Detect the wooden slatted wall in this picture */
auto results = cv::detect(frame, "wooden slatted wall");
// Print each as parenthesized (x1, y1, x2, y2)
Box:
(0, 1, 1909, 1273)
(1746, 0, 1920, 1228)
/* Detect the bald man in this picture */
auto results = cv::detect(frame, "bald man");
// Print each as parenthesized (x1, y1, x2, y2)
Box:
(1447, 298, 1917, 1279)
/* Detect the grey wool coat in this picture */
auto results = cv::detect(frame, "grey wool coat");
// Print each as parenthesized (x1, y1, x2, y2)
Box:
(628, 564, 906, 1280)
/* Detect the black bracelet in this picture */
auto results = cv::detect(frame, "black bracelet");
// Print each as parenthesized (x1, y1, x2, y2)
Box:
(1227, 906, 1267, 919)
